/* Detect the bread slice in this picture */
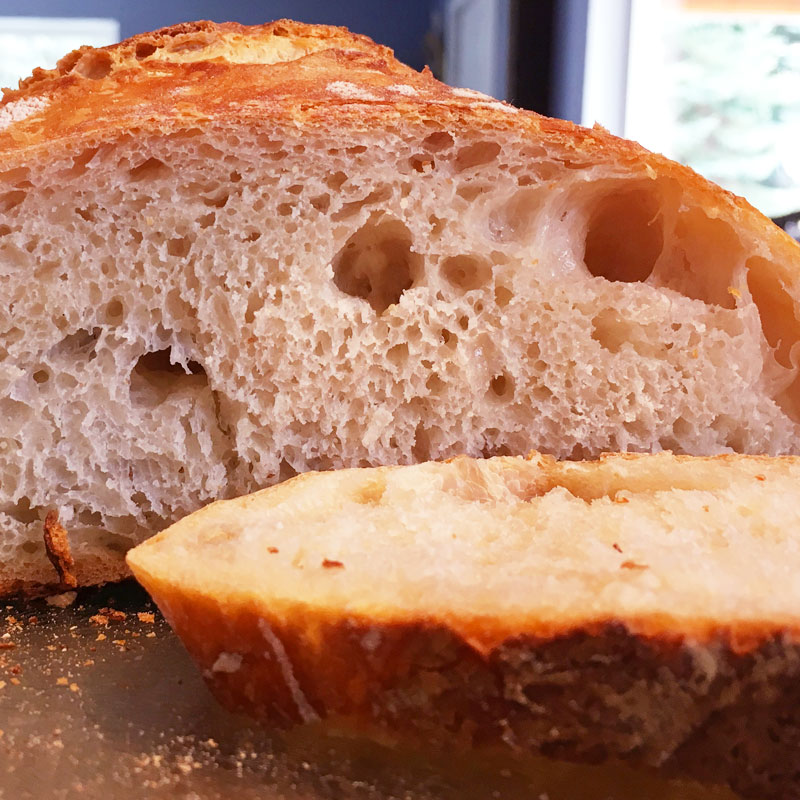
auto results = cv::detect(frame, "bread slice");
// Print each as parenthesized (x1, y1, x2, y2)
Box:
(2, 20, 800, 593)
(126, 452, 800, 800)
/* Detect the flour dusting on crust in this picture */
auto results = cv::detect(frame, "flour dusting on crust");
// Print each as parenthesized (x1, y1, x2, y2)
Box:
(0, 96, 50, 132)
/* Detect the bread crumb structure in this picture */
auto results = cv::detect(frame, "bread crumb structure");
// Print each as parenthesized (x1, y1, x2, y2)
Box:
(128, 452, 800, 800)
(1, 20, 799, 592)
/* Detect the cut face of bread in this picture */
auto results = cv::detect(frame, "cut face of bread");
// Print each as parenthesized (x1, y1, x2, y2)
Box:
(1, 20, 800, 593)
(126, 452, 800, 800)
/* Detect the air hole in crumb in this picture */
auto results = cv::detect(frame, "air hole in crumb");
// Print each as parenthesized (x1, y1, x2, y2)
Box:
(426, 373, 446, 394)
(0, 190, 26, 214)
(279, 458, 298, 481)
(456, 184, 488, 202)
(489, 373, 514, 399)
(197, 212, 215, 228)
(167, 237, 192, 258)
(0, 166, 30, 184)
(168, 36, 210, 54)
(245, 294, 266, 324)
(310, 193, 331, 213)
(332, 215, 422, 314)
(5, 496, 42, 525)
(441, 329, 457, 348)
(65, 147, 99, 178)
(73, 50, 113, 80)
(458, 315, 469, 330)
(331, 187, 393, 222)
(412, 425, 431, 462)
(243, 231, 261, 242)
(347, 145, 367, 155)
(57, 328, 100, 360)
(495, 285, 513, 307)
(76, 206, 95, 222)
(0, 225, 11, 237)
(277, 203, 294, 217)
(202, 191, 229, 208)
(409, 154, 434, 173)
(747, 256, 800, 421)
(135, 42, 158, 59)
(660, 208, 743, 308)
(422, 131, 454, 152)
(455, 141, 501, 171)
(33, 369, 49, 384)
(429, 215, 446, 236)
(326, 171, 347, 191)
(583, 186, 664, 283)
(105, 299, 124, 322)
(387, 342, 409, 366)
(440, 255, 492, 293)
(130, 348, 206, 405)
(129, 157, 171, 182)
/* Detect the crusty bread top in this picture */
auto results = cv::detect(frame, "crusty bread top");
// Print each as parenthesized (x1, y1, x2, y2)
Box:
(0, 19, 797, 274)
(127, 452, 800, 654)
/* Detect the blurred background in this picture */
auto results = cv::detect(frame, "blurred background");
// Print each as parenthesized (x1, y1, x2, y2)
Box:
(0, 0, 797, 235)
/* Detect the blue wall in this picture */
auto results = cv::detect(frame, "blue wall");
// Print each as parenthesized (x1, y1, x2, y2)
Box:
(0, 0, 435, 69)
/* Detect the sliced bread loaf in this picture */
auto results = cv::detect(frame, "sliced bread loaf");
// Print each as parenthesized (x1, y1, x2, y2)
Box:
(127, 452, 800, 800)
(1, 20, 800, 592)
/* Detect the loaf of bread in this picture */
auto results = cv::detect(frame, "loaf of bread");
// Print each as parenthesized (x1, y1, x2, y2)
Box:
(2, 20, 800, 593)
(126, 452, 800, 800)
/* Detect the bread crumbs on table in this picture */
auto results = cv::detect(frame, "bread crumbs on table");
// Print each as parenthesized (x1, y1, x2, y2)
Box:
(95, 633, 106, 641)
(69, 683, 79, 693)
(9, 677, 20, 685)
(56, 677, 68, 686)
(0, 680, 6, 690)
(145, 632, 156, 638)
(322, 559, 345, 568)
(100, 608, 127, 622)
(137, 612, 155, 624)
(90, 614, 109, 626)
(83, 659, 94, 667)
